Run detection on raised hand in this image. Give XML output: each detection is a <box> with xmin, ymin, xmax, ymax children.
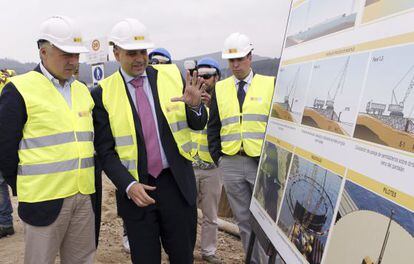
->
<box><xmin>171</xmin><ymin>70</ymin><xmax>204</xmax><ymax>107</ymax></box>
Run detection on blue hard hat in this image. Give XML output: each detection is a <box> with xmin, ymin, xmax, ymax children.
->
<box><xmin>149</xmin><ymin>48</ymin><xmax>172</xmax><ymax>61</ymax></box>
<box><xmin>197</xmin><ymin>57</ymin><xmax>220</xmax><ymax>76</ymax></box>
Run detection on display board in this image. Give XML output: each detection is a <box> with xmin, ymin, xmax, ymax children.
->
<box><xmin>250</xmin><ymin>1</ymin><xmax>414</xmax><ymax>263</ymax></box>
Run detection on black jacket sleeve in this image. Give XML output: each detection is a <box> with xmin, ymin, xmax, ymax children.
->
<box><xmin>0</xmin><ymin>83</ymin><xmax>27</xmax><ymax>195</ymax></box>
<box><xmin>207</xmin><ymin>89</ymin><xmax>222</xmax><ymax>165</ymax></box>
<box><xmin>91</xmin><ymin>86</ymin><xmax>136</xmax><ymax>194</ymax></box>
<box><xmin>185</xmin><ymin>104</ymin><xmax>207</xmax><ymax>130</ymax></box>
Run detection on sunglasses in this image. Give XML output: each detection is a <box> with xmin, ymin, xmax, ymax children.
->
<box><xmin>199</xmin><ymin>74</ymin><xmax>215</xmax><ymax>79</ymax></box>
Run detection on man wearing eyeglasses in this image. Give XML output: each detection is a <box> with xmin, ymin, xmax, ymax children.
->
<box><xmin>191</xmin><ymin>58</ymin><xmax>223</xmax><ymax>264</ymax></box>
<box><xmin>207</xmin><ymin>33</ymin><xmax>275</xmax><ymax>264</ymax></box>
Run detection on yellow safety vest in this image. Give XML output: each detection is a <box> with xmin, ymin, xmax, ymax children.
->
<box><xmin>99</xmin><ymin>64</ymin><xmax>193</xmax><ymax>181</ymax></box>
<box><xmin>215</xmin><ymin>74</ymin><xmax>274</xmax><ymax>157</ymax></box>
<box><xmin>11</xmin><ymin>71</ymin><xmax>95</xmax><ymax>203</ymax></box>
<box><xmin>191</xmin><ymin>108</ymin><xmax>213</xmax><ymax>163</ymax></box>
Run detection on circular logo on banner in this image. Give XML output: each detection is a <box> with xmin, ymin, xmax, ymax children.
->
<box><xmin>91</xmin><ymin>39</ymin><xmax>100</xmax><ymax>51</ymax></box>
<box><xmin>93</xmin><ymin>67</ymin><xmax>103</xmax><ymax>81</ymax></box>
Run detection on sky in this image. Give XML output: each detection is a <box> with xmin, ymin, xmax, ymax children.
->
<box><xmin>0</xmin><ymin>0</ymin><xmax>292</xmax><ymax>63</ymax></box>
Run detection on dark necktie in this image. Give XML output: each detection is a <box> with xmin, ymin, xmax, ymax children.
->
<box><xmin>237</xmin><ymin>80</ymin><xmax>246</xmax><ymax>112</ymax></box>
<box><xmin>130</xmin><ymin>77</ymin><xmax>163</xmax><ymax>178</ymax></box>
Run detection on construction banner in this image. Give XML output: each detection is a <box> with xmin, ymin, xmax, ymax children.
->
<box><xmin>250</xmin><ymin>1</ymin><xmax>414</xmax><ymax>263</ymax></box>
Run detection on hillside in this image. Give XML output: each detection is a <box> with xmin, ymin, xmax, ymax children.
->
<box><xmin>0</xmin><ymin>52</ymin><xmax>280</xmax><ymax>85</ymax></box>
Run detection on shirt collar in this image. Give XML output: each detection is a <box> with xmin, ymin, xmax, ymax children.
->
<box><xmin>234</xmin><ymin>69</ymin><xmax>253</xmax><ymax>85</ymax></box>
<box><xmin>40</xmin><ymin>63</ymin><xmax>74</xmax><ymax>87</ymax></box>
<box><xmin>120</xmin><ymin>67</ymin><xmax>147</xmax><ymax>84</ymax></box>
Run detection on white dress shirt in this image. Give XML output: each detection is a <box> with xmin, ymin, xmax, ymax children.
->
<box><xmin>233</xmin><ymin>68</ymin><xmax>253</xmax><ymax>93</ymax></box>
<box><xmin>40</xmin><ymin>63</ymin><xmax>74</xmax><ymax>108</ymax></box>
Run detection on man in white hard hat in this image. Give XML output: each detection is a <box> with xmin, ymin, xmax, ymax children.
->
<box><xmin>0</xmin><ymin>16</ymin><xmax>96</xmax><ymax>263</ymax></box>
<box><xmin>207</xmin><ymin>32</ymin><xmax>275</xmax><ymax>264</ymax></box>
<box><xmin>91</xmin><ymin>18</ymin><xmax>207</xmax><ymax>263</ymax></box>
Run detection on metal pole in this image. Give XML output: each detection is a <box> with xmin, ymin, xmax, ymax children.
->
<box><xmin>378</xmin><ymin>210</ymin><xmax>394</xmax><ymax>264</ymax></box>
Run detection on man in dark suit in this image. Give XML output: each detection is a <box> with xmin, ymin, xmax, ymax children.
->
<box><xmin>0</xmin><ymin>16</ymin><xmax>96</xmax><ymax>263</ymax></box>
<box><xmin>91</xmin><ymin>18</ymin><xmax>207</xmax><ymax>264</ymax></box>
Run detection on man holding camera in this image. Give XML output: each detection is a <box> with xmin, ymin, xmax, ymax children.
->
<box><xmin>191</xmin><ymin>58</ymin><xmax>223</xmax><ymax>264</ymax></box>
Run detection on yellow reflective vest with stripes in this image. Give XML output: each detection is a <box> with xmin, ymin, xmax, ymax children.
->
<box><xmin>215</xmin><ymin>74</ymin><xmax>274</xmax><ymax>157</ymax></box>
<box><xmin>191</xmin><ymin>108</ymin><xmax>213</xmax><ymax>163</ymax></box>
<box><xmin>11</xmin><ymin>71</ymin><xmax>95</xmax><ymax>203</ymax></box>
<box><xmin>99</xmin><ymin>64</ymin><xmax>193</xmax><ymax>182</ymax></box>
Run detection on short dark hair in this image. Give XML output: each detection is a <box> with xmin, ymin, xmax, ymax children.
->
<box><xmin>37</xmin><ymin>39</ymin><xmax>50</xmax><ymax>49</ymax></box>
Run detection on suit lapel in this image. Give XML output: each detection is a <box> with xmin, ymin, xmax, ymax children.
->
<box><xmin>146</xmin><ymin>66</ymin><xmax>165</xmax><ymax>136</ymax></box>
<box><xmin>119</xmin><ymin>70</ymin><xmax>145</xmax><ymax>141</ymax></box>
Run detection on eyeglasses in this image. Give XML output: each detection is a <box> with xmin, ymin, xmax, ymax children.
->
<box><xmin>199</xmin><ymin>74</ymin><xmax>214</xmax><ymax>80</ymax></box>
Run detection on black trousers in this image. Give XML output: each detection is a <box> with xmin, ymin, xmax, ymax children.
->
<box><xmin>124</xmin><ymin>169</ymin><xmax>197</xmax><ymax>264</ymax></box>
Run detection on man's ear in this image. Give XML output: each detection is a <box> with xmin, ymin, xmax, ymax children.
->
<box><xmin>113</xmin><ymin>46</ymin><xmax>121</xmax><ymax>62</ymax></box>
<box><xmin>39</xmin><ymin>46</ymin><xmax>48</xmax><ymax>61</ymax></box>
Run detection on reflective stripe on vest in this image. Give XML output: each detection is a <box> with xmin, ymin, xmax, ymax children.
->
<box><xmin>18</xmin><ymin>157</ymin><xmax>94</xmax><ymax>175</ymax></box>
<box><xmin>215</xmin><ymin>74</ymin><xmax>274</xmax><ymax>157</ymax></box>
<box><xmin>121</xmin><ymin>159</ymin><xmax>137</xmax><ymax>170</ymax></box>
<box><xmin>19</xmin><ymin>131</ymin><xmax>93</xmax><ymax>149</ymax></box>
<box><xmin>12</xmin><ymin>71</ymin><xmax>95</xmax><ymax>203</ymax></box>
<box><xmin>114</xmin><ymin>135</ymin><xmax>134</xmax><ymax>147</ymax></box>
<box><xmin>191</xmin><ymin>128</ymin><xmax>213</xmax><ymax>163</ymax></box>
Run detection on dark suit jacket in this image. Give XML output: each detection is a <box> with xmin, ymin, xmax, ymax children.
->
<box><xmin>0</xmin><ymin>65</ymin><xmax>98</xmax><ymax>227</ymax></box>
<box><xmin>91</xmin><ymin>65</ymin><xmax>207</xmax><ymax>220</ymax></box>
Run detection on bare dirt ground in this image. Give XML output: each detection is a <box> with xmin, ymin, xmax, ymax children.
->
<box><xmin>0</xmin><ymin>176</ymin><xmax>244</xmax><ymax>263</ymax></box>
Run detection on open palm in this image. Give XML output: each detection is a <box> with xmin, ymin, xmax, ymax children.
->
<box><xmin>171</xmin><ymin>70</ymin><xmax>204</xmax><ymax>107</ymax></box>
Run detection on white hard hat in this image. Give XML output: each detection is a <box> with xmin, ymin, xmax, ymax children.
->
<box><xmin>108</xmin><ymin>18</ymin><xmax>154</xmax><ymax>50</ymax></box>
<box><xmin>222</xmin><ymin>32</ymin><xmax>253</xmax><ymax>59</ymax></box>
<box><xmin>38</xmin><ymin>16</ymin><xmax>88</xmax><ymax>54</ymax></box>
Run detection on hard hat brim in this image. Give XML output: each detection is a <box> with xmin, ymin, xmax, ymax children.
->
<box><xmin>54</xmin><ymin>43</ymin><xmax>89</xmax><ymax>54</ymax></box>
<box><xmin>114</xmin><ymin>42</ymin><xmax>155</xmax><ymax>51</ymax></box>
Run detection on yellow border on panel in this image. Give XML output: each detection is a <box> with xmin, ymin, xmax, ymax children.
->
<box><xmin>282</xmin><ymin>32</ymin><xmax>414</xmax><ymax>66</ymax></box>
<box><xmin>266</xmin><ymin>135</ymin><xmax>295</xmax><ymax>152</ymax></box>
<box><xmin>347</xmin><ymin>169</ymin><xmax>414</xmax><ymax>212</ymax></box>
<box><xmin>294</xmin><ymin>147</ymin><xmax>346</xmax><ymax>177</ymax></box>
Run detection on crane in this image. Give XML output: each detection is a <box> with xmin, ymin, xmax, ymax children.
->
<box><xmin>325</xmin><ymin>56</ymin><xmax>350</xmax><ymax>109</ymax></box>
<box><xmin>389</xmin><ymin>64</ymin><xmax>414</xmax><ymax>116</ymax></box>
<box><xmin>284</xmin><ymin>67</ymin><xmax>301</xmax><ymax>111</ymax></box>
